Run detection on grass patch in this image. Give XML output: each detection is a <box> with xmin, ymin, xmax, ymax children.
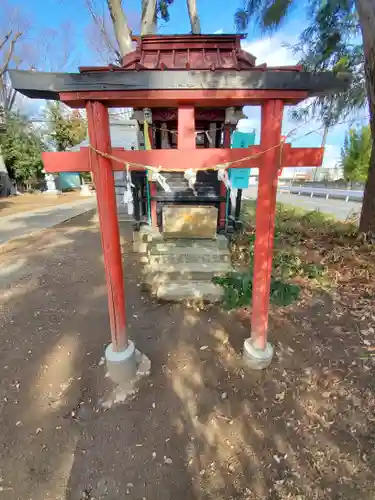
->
<box><xmin>215</xmin><ymin>201</ymin><xmax>357</xmax><ymax>311</ymax></box>
<box><xmin>213</xmin><ymin>272</ymin><xmax>301</xmax><ymax>309</ymax></box>
<box><xmin>242</xmin><ymin>200</ymin><xmax>358</xmax><ymax>240</ymax></box>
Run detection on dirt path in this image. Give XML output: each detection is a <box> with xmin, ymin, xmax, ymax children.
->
<box><xmin>0</xmin><ymin>191</ymin><xmax>84</xmax><ymax>219</ymax></box>
<box><xmin>0</xmin><ymin>212</ymin><xmax>374</xmax><ymax>500</ymax></box>
<box><xmin>0</xmin><ymin>198</ymin><xmax>96</xmax><ymax>246</ymax></box>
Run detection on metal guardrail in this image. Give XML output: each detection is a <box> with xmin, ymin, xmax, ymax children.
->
<box><xmin>281</xmin><ymin>185</ymin><xmax>363</xmax><ymax>202</ymax></box>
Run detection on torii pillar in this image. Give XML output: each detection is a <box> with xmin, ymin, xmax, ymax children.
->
<box><xmin>243</xmin><ymin>99</ymin><xmax>284</xmax><ymax>369</ymax></box>
<box><xmin>86</xmin><ymin>101</ymin><xmax>138</xmax><ymax>384</ymax></box>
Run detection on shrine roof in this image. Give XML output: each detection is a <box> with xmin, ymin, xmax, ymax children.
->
<box><xmin>9</xmin><ymin>33</ymin><xmax>350</xmax><ymax>104</ymax></box>
<box><xmin>9</xmin><ymin>67</ymin><xmax>350</xmax><ymax>103</ymax></box>
<box><xmin>80</xmin><ymin>34</ymin><xmax>261</xmax><ymax>72</ymax></box>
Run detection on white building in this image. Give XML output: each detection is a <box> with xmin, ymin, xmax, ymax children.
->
<box><xmin>71</xmin><ymin>120</ymin><xmax>140</xmax><ymax>219</ymax></box>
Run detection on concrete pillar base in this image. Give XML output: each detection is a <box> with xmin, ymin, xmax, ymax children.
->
<box><xmin>105</xmin><ymin>340</ymin><xmax>137</xmax><ymax>385</ymax></box>
<box><xmin>243</xmin><ymin>338</ymin><xmax>273</xmax><ymax>370</ymax></box>
<box><xmin>100</xmin><ymin>342</ymin><xmax>151</xmax><ymax>409</ymax></box>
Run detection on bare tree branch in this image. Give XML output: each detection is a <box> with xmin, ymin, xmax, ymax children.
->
<box><xmin>86</xmin><ymin>0</ymin><xmax>121</xmax><ymax>62</ymax></box>
<box><xmin>29</xmin><ymin>21</ymin><xmax>80</xmax><ymax>74</ymax></box>
<box><xmin>0</xmin><ymin>31</ymin><xmax>22</xmax><ymax>78</ymax></box>
<box><xmin>1</xmin><ymin>30</ymin><xmax>22</xmax><ymax>112</ymax></box>
<box><xmin>0</xmin><ymin>31</ymin><xmax>12</xmax><ymax>52</ymax></box>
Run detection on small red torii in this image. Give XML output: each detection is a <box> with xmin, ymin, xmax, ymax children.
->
<box><xmin>10</xmin><ymin>34</ymin><xmax>347</xmax><ymax>377</ymax></box>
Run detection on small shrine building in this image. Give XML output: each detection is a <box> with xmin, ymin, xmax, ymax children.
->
<box><xmin>10</xmin><ymin>34</ymin><xmax>347</xmax><ymax>378</ymax></box>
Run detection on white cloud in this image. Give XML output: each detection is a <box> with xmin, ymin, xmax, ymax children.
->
<box><xmin>322</xmin><ymin>144</ymin><xmax>341</xmax><ymax>169</ymax></box>
<box><xmin>214</xmin><ymin>29</ymin><xmax>223</xmax><ymax>34</ymax></box>
<box><xmin>241</xmin><ymin>34</ymin><xmax>298</xmax><ymax>67</ymax></box>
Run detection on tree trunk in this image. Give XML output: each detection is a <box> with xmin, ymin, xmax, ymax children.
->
<box><xmin>141</xmin><ymin>0</ymin><xmax>157</xmax><ymax>35</ymax></box>
<box><xmin>356</xmin><ymin>0</ymin><xmax>375</xmax><ymax>233</ymax></box>
<box><xmin>106</xmin><ymin>0</ymin><xmax>133</xmax><ymax>58</ymax></box>
<box><xmin>186</xmin><ymin>0</ymin><xmax>201</xmax><ymax>34</ymax></box>
<box><xmin>313</xmin><ymin>124</ymin><xmax>329</xmax><ymax>181</ymax></box>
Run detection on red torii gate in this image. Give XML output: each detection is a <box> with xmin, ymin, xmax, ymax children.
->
<box><xmin>10</xmin><ymin>34</ymin><xmax>347</xmax><ymax>375</ymax></box>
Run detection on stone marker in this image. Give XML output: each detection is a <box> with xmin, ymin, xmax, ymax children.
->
<box><xmin>43</xmin><ymin>172</ymin><xmax>61</xmax><ymax>195</ymax></box>
<box><xmin>162</xmin><ymin>205</ymin><xmax>218</xmax><ymax>239</ymax></box>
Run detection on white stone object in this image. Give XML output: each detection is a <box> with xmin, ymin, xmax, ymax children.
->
<box><xmin>80</xmin><ymin>183</ymin><xmax>92</xmax><ymax>196</ymax></box>
<box><xmin>44</xmin><ymin>173</ymin><xmax>61</xmax><ymax>195</ymax></box>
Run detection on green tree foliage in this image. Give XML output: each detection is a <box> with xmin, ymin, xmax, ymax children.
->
<box><xmin>235</xmin><ymin>1</ymin><xmax>364</xmax><ymax>127</ymax></box>
<box><xmin>234</xmin><ymin>0</ymin><xmax>375</xmax><ymax>233</ymax></box>
<box><xmin>341</xmin><ymin>125</ymin><xmax>371</xmax><ymax>182</ymax></box>
<box><xmin>0</xmin><ymin>113</ymin><xmax>45</xmax><ymax>187</ymax></box>
<box><xmin>291</xmin><ymin>5</ymin><xmax>364</xmax><ymax>129</ymax></box>
<box><xmin>44</xmin><ymin>102</ymin><xmax>87</xmax><ymax>152</ymax></box>
<box><xmin>157</xmin><ymin>0</ymin><xmax>174</xmax><ymax>22</ymax></box>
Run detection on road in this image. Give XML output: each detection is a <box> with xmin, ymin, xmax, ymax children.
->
<box><xmin>0</xmin><ymin>197</ymin><xmax>97</xmax><ymax>245</ymax></box>
<box><xmin>0</xmin><ymin>187</ymin><xmax>359</xmax><ymax>246</ymax></box>
<box><xmin>241</xmin><ymin>186</ymin><xmax>361</xmax><ymax>221</ymax></box>
<box><xmin>288</xmin><ymin>186</ymin><xmax>363</xmax><ymax>201</ymax></box>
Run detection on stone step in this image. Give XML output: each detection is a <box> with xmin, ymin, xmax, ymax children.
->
<box><xmin>136</xmin><ymin>234</ymin><xmax>228</xmax><ymax>255</ymax></box>
<box><xmin>148</xmin><ymin>251</ymin><xmax>230</xmax><ymax>266</ymax></box>
<box><xmin>144</xmin><ymin>261</ymin><xmax>231</xmax><ymax>276</ymax></box>
<box><xmin>150</xmin><ymin>235</ymin><xmax>228</xmax><ymax>252</ymax></box>
<box><xmin>156</xmin><ymin>281</ymin><xmax>224</xmax><ymax>302</ymax></box>
<box><xmin>149</xmin><ymin>242</ymin><xmax>229</xmax><ymax>256</ymax></box>
<box><xmin>142</xmin><ymin>262</ymin><xmax>231</xmax><ymax>288</ymax></box>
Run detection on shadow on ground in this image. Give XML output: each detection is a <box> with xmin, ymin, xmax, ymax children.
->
<box><xmin>0</xmin><ymin>211</ymin><xmax>374</xmax><ymax>500</ymax></box>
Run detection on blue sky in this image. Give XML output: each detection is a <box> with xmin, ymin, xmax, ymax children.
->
<box><xmin>8</xmin><ymin>0</ymin><xmax>369</xmax><ymax>169</ymax></box>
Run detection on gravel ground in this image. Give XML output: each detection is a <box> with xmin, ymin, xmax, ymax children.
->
<box><xmin>0</xmin><ymin>211</ymin><xmax>374</xmax><ymax>500</ymax></box>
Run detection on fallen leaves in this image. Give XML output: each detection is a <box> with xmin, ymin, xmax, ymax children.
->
<box><xmin>275</xmin><ymin>391</ymin><xmax>286</xmax><ymax>401</ymax></box>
